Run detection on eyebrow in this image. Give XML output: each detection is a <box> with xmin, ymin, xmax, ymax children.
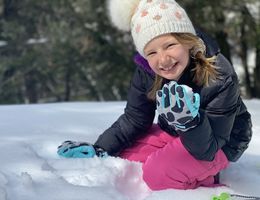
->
<box><xmin>163</xmin><ymin>39</ymin><xmax>178</xmax><ymax>46</ymax></box>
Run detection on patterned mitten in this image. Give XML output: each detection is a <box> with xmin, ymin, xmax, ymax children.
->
<box><xmin>156</xmin><ymin>81</ymin><xmax>200</xmax><ymax>132</ymax></box>
<box><xmin>57</xmin><ymin>141</ymin><xmax>108</xmax><ymax>158</ymax></box>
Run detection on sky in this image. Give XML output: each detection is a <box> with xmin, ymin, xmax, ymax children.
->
<box><xmin>0</xmin><ymin>100</ymin><xmax>259</xmax><ymax>200</ymax></box>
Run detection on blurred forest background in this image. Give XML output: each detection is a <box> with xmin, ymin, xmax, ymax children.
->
<box><xmin>0</xmin><ymin>0</ymin><xmax>259</xmax><ymax>104</ymax></box>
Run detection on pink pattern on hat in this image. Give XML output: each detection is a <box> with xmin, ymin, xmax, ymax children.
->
<box><xmin>135</xmin><ymin>24</ymin><xmax>141</xmax><ymax>33</ymax></box>
<box><xmin>153</xmin><ymin>14</ymin><xmax>162</xmax><ymax>20</ymax></box>
<box><xmin>175</xmin><ymin>10</ymin><xmax>182</xmax><ymax>20</ymax></box>
<box><xmin>160</xmin><ymin>3</ymin><xmax>168</xmax><ymax>9</ymax></box>
<box><xmin>141</xmin><ymin>10</ymin><xmax>148</xmax><ymax>17</ymax></box>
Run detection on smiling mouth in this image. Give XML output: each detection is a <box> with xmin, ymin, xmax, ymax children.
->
<box><xmin>159</xmin><ymin>62</ymin><xmax>178</xmax><ymax>71</ymax></box>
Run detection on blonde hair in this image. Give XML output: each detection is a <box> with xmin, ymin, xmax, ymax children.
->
<box><xmin>147</xmin><ymin>33</ymin><xmax>218</xmax><ymax>100</ymax></box>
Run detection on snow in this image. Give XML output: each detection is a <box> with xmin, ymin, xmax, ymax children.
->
<box><xmin>0</xmin><ymin>100</ymin><xmax>259</xmax><ymax>200</ymax></box>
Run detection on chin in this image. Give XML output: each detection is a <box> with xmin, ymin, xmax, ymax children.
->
<box><xmin>161</xmin><ymin>74</ymin><xmax>179</xmax><ymax>81</ymax></box>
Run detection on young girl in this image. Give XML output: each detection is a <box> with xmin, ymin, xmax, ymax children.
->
<box><xmin>57</xmin><ymin>0</ymin><xmax>252</xmax><ymax>190</ymax></box>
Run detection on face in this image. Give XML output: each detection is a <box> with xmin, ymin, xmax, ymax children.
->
<box><xmin>144</xmin><ymin>33</ymin><xmax>191</xmax><ymax>81</ymax></box>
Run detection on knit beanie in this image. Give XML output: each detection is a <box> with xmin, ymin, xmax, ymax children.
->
<box><xmin>108</xmin><ymin>0</ymin><xmax>196</xmax><ymax>57</ymax></box>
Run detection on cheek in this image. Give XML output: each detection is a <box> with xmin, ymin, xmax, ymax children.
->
<box><xmin>147</xmin><ymin>59</ymin><xmax>158</xmax><ymax>72</ymax></box>
<box><xmin>178</xmin><ymin>50</ymin><xmax>190</xmax><ymax>65</ymax></box>
<box><xmin>182</xmin><ymin>54</ymin><xmax>190</xmax><ymax>66</ymax></box>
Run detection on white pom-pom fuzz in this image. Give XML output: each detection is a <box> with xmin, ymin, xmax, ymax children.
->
<box><xmin>107</xmin><ymin>0</ymin><xmax>140</xmax><ymax>31</ymax></box>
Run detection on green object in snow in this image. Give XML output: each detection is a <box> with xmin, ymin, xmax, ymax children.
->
<box><xmin>212</xmin><ymin>192</ymin><xmax>230</xmax><ymax>200</ymax></box>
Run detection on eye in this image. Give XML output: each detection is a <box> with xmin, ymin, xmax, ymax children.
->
<box><xmin>146</xmin><ymin>51</ymin><xmax>156</xmax><ymax>57</ymax></box>
<box><xmin>167</xmin><ymin>43</ymin><xmax>176</xmax><ymax>48</ymax></box>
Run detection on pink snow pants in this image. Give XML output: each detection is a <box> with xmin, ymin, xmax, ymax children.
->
<box><xmin>120</xmin><ymin>124</ymin><xmax>229</xmax><ymax>190</ymax></box>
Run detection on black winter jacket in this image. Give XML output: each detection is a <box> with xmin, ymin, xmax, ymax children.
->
<box><xmin>95</xmin><ymin>34</ymin><xmax>252</xmax><ymax>162</ymax></box>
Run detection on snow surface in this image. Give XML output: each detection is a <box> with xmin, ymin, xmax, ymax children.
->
<box><xmin>0</xmin><ymin>100</ymin><xmax>259</xmax><ymax>200</ymax></box>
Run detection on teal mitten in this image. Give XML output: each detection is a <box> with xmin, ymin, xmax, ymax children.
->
<box><xmin>156</xmin><ymin>81</ymin><xmax>200</xmax><ymax>132</ymax></box>
<box><xmin>57</xmin><ymin>141</ymin><xmax>108</xmax><ymax>158</ymax></box>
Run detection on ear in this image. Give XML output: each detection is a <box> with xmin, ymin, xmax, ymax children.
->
<box><xmin>186</xmin><ymin>43</ymin><xmax>194</xmax><ymax>51</ymax></box>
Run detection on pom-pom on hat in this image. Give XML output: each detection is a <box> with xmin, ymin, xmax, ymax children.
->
<box><xmin>107</xmin><ymin>0</ymin><xmax>140</xmax><ymax>31</ymax></box>
<box><xmin>108</xmin><ymin>0</ymin><xmax>196</xmax><ymax>57</ymax></box>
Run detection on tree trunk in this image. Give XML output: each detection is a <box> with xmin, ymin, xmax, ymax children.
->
<box><xmin>64</xmin><ymin>66</ymin><xmax>71</xmax><ymax>101</ymax></box>
<box><xmin>24</xmin><ymin>70</ymin><xmax>38</xmax><ymax>104</ymax></box>
<box><xmin>253</xmin><ymin>32</ymin><xmax>260</xmax><ymax>97</ymax></box>
<box><xmin>240</xmin><ymin>9</ymin><xmax>253</xmax><ymax>98</ymax></box>
<box><xmin>215</xmin><ymin>31</ymin><xmax>232</xmax><ymax>64</ymax></box>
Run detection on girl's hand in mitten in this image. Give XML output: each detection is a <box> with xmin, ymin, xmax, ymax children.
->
<box><xmin>57</xmin><ymin>141</ymin><xmax>108</xmax><ymax>158</ymax></box>
<box><xmin>156</xmin><ymin>81</ymin><xmax>200</xmax><ymax>132</ymax></box>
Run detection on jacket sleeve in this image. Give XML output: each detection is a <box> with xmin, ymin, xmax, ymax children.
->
<box><xmin>94</xmin><ymin>67</ymin><xmax>156</xmax><ymax>156</ymax></box>
<box><xmin>180</xmin><ymin>59</ymin><xmax>240</xmax><ymax>161</ymax></box>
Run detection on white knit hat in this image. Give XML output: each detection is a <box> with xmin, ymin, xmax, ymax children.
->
<box><xmin>108</xmin><ymin>0</ymin><xmax>196</xmax><ymax>57</ymax></box>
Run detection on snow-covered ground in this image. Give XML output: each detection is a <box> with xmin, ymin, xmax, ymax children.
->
<box><xmin>0</xmin><ymin>100</ymin><xmax>259</xmax><ymax>200</ymax></box>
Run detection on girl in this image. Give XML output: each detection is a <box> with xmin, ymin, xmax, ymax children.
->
<box><xmin>57</xmin><ymin>0</ymin><xmax>252</xmax><ymax>190</ymax></box>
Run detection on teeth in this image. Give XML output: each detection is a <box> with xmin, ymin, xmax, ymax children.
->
<box><xmin>164</xmin><ymin>67</ymin><xmax>172</xmax><ymax>71</ymax></box>
<box><xmin>160</xmin><ymin>63</ymin><xmax>176</xmax><ymax>71</ymax></box>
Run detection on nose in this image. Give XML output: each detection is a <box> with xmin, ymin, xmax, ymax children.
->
<box><xmin>158</xmin><ymin>51</ymin><xmax>171</xmax><ymax>67</ymax></box>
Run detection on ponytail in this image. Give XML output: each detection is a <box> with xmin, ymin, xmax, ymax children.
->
<box><xmin>147</xmin><ymin>74</ymin><xmax>163</xmax><ymax>100</ymax></box>
<box><xmin>191</xmin><ymin>51</ymin><xmax>218</xmax><ymax>86</ymax></box>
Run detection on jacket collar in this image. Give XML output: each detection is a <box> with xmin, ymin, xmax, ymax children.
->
<box><xmin>134</xmin><ymin>53</ymin><xmax>155</xmax><ymax>76</ymax></box>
